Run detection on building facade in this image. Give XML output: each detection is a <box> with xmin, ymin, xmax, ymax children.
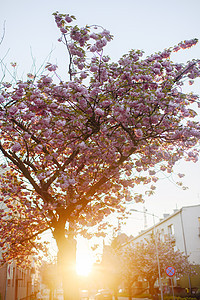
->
<box><xmin>0</xmin><ymin>262</ymin><xmax>34</xmax><ymax>300</ymax></box>
<box><xmin>126</xmin><ymin>204</ymin><xmax>200</xmax><ymax>292</ymax></box>
<box><xmin>0</xmin><ymin>164</ymin><xmax>36</xmax><ymax>299</ymax></box>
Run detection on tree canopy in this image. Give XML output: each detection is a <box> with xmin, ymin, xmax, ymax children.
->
<box><xmin>0</xmin><ymin>11</ymin><xmax>200</xmax><ymax>268</ymax></box>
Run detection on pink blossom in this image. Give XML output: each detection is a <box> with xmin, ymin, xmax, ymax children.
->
<box><xmin>150</xmin><ymin>185</ymin><xmax>156</xmax><ymax>190</ymax></box>
<box><xmin>43</xmin><ymin>129</ymin><xmax>52</xmax><ymax>138</ymax></box>
<box><xmin>79</xmin><ymin>141</ymin><xmax>87</xmax><ymax>149</ymax></box>
<box><xmin>46</xmin><ymin>64</ymin><xmax>57</xmax><ymax>72</ymax></box>
<box><xmin>68</xmin><ymin>178</ymin><xmax>75</xmax><ymax>185</ymax></box>
<box><xmin>18</xmin><ymin>103</ymin><xmax>27</xmax><ymax>109</ymax></box>
<box><xmin>90</xmin><ymin>65</ymin><xmax>98</xmax><ymax>72</ymax></box>
<box><xmin>102</xmin><ymin>29</ymin><xmax>111</xmax><ymax>37</ymax></box>
<box><xmin>178</xmin><ymin>173</ymin><xmax>185</xmax><ymax>178</ymax></box>
<box><xmin>95</xmin><ymin>108</ymin><xmax>104</xmax><ymax>116</ymax></box>
<box><xmin>160</xmin><ymin>165</ymin><xmax>167</xmax><ymax>171</ymax></box>
<box><xmin>134</xmin><ymin>129</ymin><xmax>143</xmax><ymax>138</ymax></box>
<box><xmin>42</xmin><ymin>76</ymin><xmax>53</xmax><ymax>85</ymax></box>
<box><xmin>0</xmin><ymin>95</ymin><xmax>4</xmax><ymax>103</ymax></box>
<box><xmin>90</xmin><ymin>45</ymin><xmax>97</xmax><ymax>52</ymax></box>
<box><xmin>24</xmin><ymin>133</ymin><xmax>31</xmax><ymax>139</ymax></box>
<box><xmin>60</xmin><ymin>28</ymin><xmax>68</xmax><ymax>34</ymax></box>
<box><xmin>37</xmin><ymin>173</ymin><xmax>45</xmax><ymax>180</ymax></box>
<box><xmin>102</xmin><ymin>56</ymin><xmax>110</xmax><ymax>62</ymax></box>
<box><xmin>55</xmin><ymin>120</ymin><xmax>66</xmax><ymax>127</ymax></box>
<box><xmin>35</xmin><ymin>145</ymin><xmax>43</xmax><ymax>152</ymax></box>
<box><xmin>80</xmin><ymin>72</ymin><xmax>88</xmax><ymax>79</ymax></box>
<box><xmin>149</xmin><ymin>170</ymin><xmax>156</xmax><ymax>175</ymax></box>
<box><xmin>8</xmin><ymin>106</ymin><xmax>18</xmax><ymax>115</ymax></box>
<box><xmin>77</xmin><ymin>63</ymin><xmax>84</xmax><ymax>70</ymax></box>
<box><xmin>95</xmin><ymin>38</ymin><xmax>107</xmax><ymax>50</ymax></box>
<box><xmin>102</xmin><ymin>99</ymin><xmax>112</xmax><ymax>107</ymax></box>
<box><xmin>11</xmin><ymin>143</ymin><xmax>21</xmax><ymax>152</ymax></box>
<box><xmin>189</xmin><ymin>80</ymin><xmax>194</xmax><ymax>85</ymax></box>
<box><xmin>90</xmin><ymin>33</ymin><xmax>98</xmax><ymax>40</ymax></box>
<box><xmin>65</xmin><ymin>15</ymin><xmax>72</xmax><ymax>23</ymax></box>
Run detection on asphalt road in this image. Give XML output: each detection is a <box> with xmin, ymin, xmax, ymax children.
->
<box><xmin>118</xmin><ymin>298</ymin><xmax>150</xmax><ymax>300</ymax></box>
<box><xmin>57</xmin><ymin>295</ymin><xmax>150</xmax><ymax>300</ymax></box>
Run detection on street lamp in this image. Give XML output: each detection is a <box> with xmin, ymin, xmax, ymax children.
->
<box><xmin>130</xmin><ymin>209</ymin><xmax>164</xmax><ymax>300</ymax></box>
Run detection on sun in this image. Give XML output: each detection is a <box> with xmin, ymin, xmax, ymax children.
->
<box><xmin>76</xmin><ymin>255</ymin><xmax>92</xmax><ymax>276</ymax></box>
<box><xmin>76</xmin><ymin>238</ymin><xmax>93</xmax><ymax>276</ymax></box>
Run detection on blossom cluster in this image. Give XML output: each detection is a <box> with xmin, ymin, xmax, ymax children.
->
<box><xmin>52</xmin><ymin>12</ymin><xmax>113</xmax><ymax>79</ymax></box>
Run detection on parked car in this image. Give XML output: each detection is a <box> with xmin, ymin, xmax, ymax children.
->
<box><xmin>94</xmin><ymin>289</ymin><xmax>112</xmax><ymax>300</ymax></box>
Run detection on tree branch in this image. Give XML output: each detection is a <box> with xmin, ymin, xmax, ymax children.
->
<box><xmin>174</xmin><ymin>60</ymin><xmax>199</xmax><ymax>82</ymax></box>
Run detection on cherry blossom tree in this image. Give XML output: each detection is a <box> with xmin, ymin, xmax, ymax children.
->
<box><xmin>120</xmin><ymin>235</ymin><xmax>196</xmax><ymax>299</ymax></box>
<box><xmin>0</xmin><ymin>12</ymin><xmax>200</xmax><ymax>299</ymax></box>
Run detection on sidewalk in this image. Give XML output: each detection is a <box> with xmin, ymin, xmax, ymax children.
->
<box><xmin>118</xmin><ymin>297</ymin><xmax>149</xmax><ymax>300</ymax></box>
<box><xmin>58</xmin><ymin>296</ymin><xmax>150</xmax><ymax>300</ymax></box>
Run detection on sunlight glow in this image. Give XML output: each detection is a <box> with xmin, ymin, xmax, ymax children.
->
<box><xmin>76</xmin><ymin>255</ymin><xmax>93</xmax><ymax>276</ymax></box>
<box><xmin>76</xmin><ymin>239</ymin><xmax>93</xmax><ymax>276</ymax></box>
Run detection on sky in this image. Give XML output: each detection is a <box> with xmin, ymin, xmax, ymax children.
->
<box><xmin>1</xmin><ymin>0</ymin><xmax>200</xmax><ymax>266</ymax></box>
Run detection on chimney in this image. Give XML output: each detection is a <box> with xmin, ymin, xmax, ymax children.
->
<box><xmin>163</xmin><ymin>213</ymin><xmax>170</xmax><ymax>219</ymax></box>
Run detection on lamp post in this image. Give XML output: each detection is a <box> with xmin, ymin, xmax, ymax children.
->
<box><xmin>130</xmin><ymin>209</ymin><xmax>164</xmax><ymax>300</ymax></box>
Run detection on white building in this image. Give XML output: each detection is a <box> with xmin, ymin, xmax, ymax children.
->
<box><xmin>126</xmin><ymin>204</ymin><xmax>200</xmax><ymax>292</ymax></box>
<box><xmin>130</xmin><ymin>205</ymin><xmax>200</xmax><ymax>264</ymax></box>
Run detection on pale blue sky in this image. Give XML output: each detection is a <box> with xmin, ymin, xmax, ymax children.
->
<box><xmin>1</xmin><ymin>0</ymin><xmax>200</xmax><ymax>246</ymax></box>
<box><xmin>1</xmin><ymin>0</ymin><xmax>200</xmax><ymax>77</ymax></box>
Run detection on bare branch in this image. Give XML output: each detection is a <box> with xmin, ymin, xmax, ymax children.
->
<box><xmin>0</xmin><ymin>21</ymin><xmax>6</xmax><ymax>46</ymax></box>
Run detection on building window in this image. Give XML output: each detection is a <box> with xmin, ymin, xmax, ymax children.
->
<box><xmin>18</xmin><ymin>270</ymin><xmax>21</xmax><ymax>287</ymax></box>
<box><xmin>12</xmin><ymin>267</ymin><xmax>15</xmax><ymax>287</ymax></box>
<box><xmin>160</xmin><ymin>228</ymin><xmax>165</xmax><ymax>242</ymax></box>
<box><xmin>168</xmin><ymin>224</ymin><xmax>174</xmax><ymax>236</ymax></box>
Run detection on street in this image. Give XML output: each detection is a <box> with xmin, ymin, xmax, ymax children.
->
<box><xmin>55</xmin><ymin>296</ymin><xmax>150</xmax><ymax>300</ymax></box>
<box><xmin>120</xmin><ymin>298</ymin><xmax>149</xmax><ymax>300</ymax></box>
<box><xmin>117</xmin><ymin>298</ymin><xmax>150</xmax><ymax>300</ymax></box>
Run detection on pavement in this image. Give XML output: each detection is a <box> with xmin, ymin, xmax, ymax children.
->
<box><xmin>118</xmin><ymin>298</ymin><xmax>150</xmax><ymax>300</ymax></box>
<box><xmin>90</xmin><ymin>297</ymin><xmax>150</xmax><ymax>300</ymax></box>
<box><xmin>55</xmin><ymin>296</ymin><xmax>150</xmax><ymax>300</ymax></box>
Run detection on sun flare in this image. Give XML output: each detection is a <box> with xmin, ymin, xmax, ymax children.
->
<box><xmin>76</xmin><ymin>238</ymin><xmax>94</xmax><ymax>276</ymax></box>
<box><xmin>76</xmin><ymin>256</ymin><xmax>92</xmax><ymax>276</ymax></box>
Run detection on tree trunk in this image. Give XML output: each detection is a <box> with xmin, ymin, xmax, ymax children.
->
<box><xmin>128</xmin><ymin>283</ymin><xmax>132</xmax><ymax>300</ymax></box>
<box><xmin>113</xmin><ymin>286</ymin><xmax>118</xmax><ymax>300</ymax></box>
<box><xmin>49</xmin><ymin>288</ymin><xmax>54</xmax><ymax>300</ymax></box>
<box><xmin>54</xmin><ymin>224</ymin><xmax>79</xmax><ymax>300</ymax></box>
<box><xmin>149</xmin><ymin>279</ymin><xmax>156</xmax><ymax>299</ymax></box>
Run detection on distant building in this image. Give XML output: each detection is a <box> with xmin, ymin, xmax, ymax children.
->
<box><xmin>0</xmin><ymin>165</ymin><xmax>36</xmax><ymax>300</ymax></box>
<box><xmin>125</xmin><ymin>204</ymin><xmax>200</xmax><ymax>292</ymax></box>
<box><xmin>0</xmin><ymin>261</ymin><xmax>34</xmax><ymax>300</ymax></box>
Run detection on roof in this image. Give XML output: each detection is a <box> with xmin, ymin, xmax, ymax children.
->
<box><xmin>120</xmin><ymin>204</ymin><xmax>200</xmax><ymax>248</ymax></box>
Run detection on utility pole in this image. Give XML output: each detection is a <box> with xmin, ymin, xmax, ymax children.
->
<box><xmin>143</xmin><ymin>206</ymin><xmax>147</xmax><ymax>229</ymax></box>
